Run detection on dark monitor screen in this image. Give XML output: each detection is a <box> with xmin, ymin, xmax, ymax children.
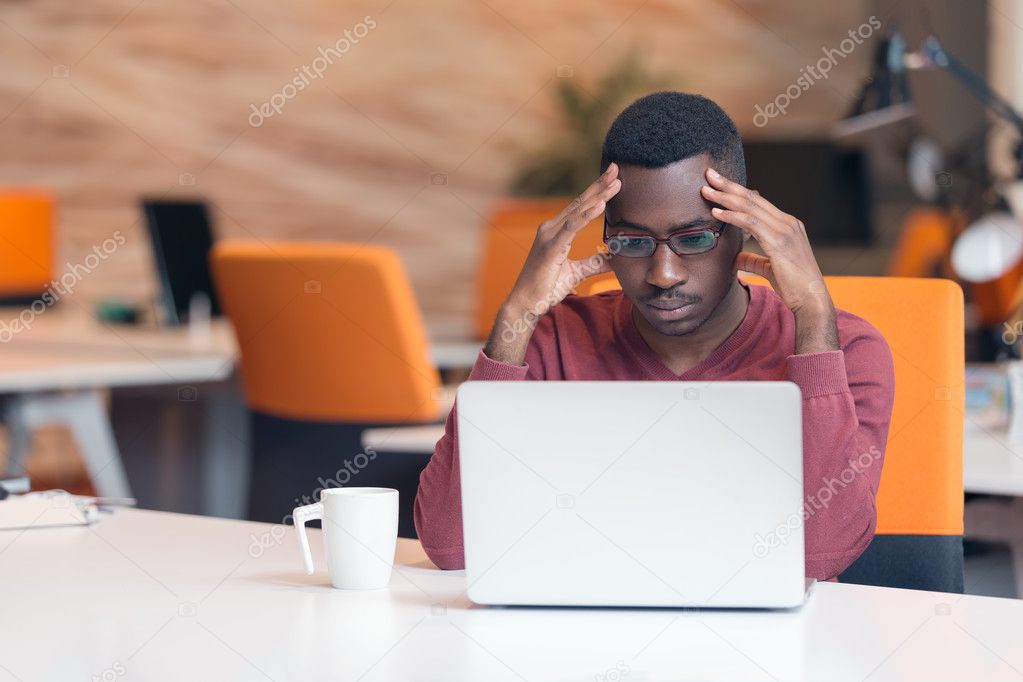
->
<box><xmin>143</xmin><ymin>200</ymin><xmax>221</xmax><ymax>325</ymax></box>
<box><xmin>742</xmin><ymin>141</ymin><xmax>872</xmax><ymax>246</ymax></box>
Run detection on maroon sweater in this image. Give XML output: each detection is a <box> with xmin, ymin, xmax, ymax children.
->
<box><xmin>415</xmin><ymin>283</ymin><xmax>895</xmax><ymax>580</ymax></box>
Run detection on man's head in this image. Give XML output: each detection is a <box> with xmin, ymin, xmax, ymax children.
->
<box><xmin>601</xmin><ymin>92</ymin><xmax>747</xmax><ymax>337</ymax></box>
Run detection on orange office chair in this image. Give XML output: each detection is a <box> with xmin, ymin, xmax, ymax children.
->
<box><xmin>573</xmin><ymin>273</ymin><xmax>965</xmax><ymax>591</ymax></box>
<box><xmin>886</xmin><ymin>207</ymin><xmax>960</xmax><ymax>280</ymax></box>
<box><xmin>813</xmin><ymin>277</ymin><xmax>964</xmax><ymax>591</ymax></box>
<box><xmin>576</xmin><ymin>271</ymin><xmax>620</xmax><ymax>296</ymax></box>
<box><xmin>211</xmin><ymin>241</ymin><xmax>442</xmax><ymax>535</ymax></box>
<box><xmin>0</xmin><ymin>190</ymin><xmax>54</xmax><ymax>302</ymax></box>
<box><xmin>476</xmin><ymin>198</ymin><xmax>605</xmax><ymax>339</ymax></box>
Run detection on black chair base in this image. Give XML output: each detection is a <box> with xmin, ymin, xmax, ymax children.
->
<box><xmin>839</xmin><ymin>534</ymin><xmax>964</xmax><ymax>593</ymax></box>
<box><xmin>246</xmin><ymin>411</ymin><xmax>435</xmax><ymax>538</ymax></box>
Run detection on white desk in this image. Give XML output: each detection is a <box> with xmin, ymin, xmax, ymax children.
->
<box><xmin>2</xmin><ymin>306</ymin><xmax>482</xmax><ymax>380</ymax></box>
<box><xmin>963</xmin><ymin>415</ymin><xmax>1023</xmax><ymax>497</ymax></box>
<box><xmin>2</xmin><ymin>507</ymin><xmax>1021</xmax><ymax>681</ymax></box>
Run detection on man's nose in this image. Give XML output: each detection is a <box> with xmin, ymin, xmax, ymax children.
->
<box><xmin>645</xmin><ymin>243</ymin><xmax>689</xmax><ymax>290</ymax></box>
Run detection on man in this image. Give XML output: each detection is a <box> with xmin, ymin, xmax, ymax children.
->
<box><xmin>415</xmin><ymin>92</ymin><xmax>895</xmax><ymax>581</ymax></box>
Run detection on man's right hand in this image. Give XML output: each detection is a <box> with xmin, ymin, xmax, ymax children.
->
<box><xmin>484</xmin><ymin>163</ymin><xmax>622</xmax><ymax>366</ymax></box>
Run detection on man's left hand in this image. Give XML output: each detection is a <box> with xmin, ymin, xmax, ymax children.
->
<box><xmin>701</xmin><ymin>167</ymin><xmax>839</xmax><ymax>354</ymax></box>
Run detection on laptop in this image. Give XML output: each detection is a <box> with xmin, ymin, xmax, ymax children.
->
<box><xmin>457</xmin><ymin>381</ymin><xmax>812</xmax><ymax>609</ymax></box>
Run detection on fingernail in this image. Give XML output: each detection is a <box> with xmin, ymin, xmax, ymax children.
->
<box><xmin>708</xmin><ymin>168</ymin><xmax>721</xmax><ymax>179</ymax></box>
<box><xmin>711</xmin><ymin>207</ymin><xmax>722</xmax><ymax>214</ymax></box>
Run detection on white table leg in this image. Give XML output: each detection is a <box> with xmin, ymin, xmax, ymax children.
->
<box><xmin>3</xmin><ymin>390</ymin><xmax>131</xmax><ymax>499</ymax></box>
<box><xmin>200</xmin><ymin>377</ymin><xmax>249</xmax><ymax>519</ymax></box>
<box><xmin>3</xmin><ymin>398</ymin><xmax>34</xmax><ymax>474</ymax></box>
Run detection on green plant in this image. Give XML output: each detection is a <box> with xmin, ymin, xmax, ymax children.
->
<box><xmin>510</xmin><ymin>51</ymin><xmax>677</xmax><ymax>197</ymax></box>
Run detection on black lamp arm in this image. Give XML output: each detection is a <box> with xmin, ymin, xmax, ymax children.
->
<box><xmin>922</xmin><ymin>36</ymin><xmax>1023</xmax><ymax>140</ymax></box>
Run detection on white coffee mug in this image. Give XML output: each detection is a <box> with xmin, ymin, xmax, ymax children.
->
<box><xmin>293</xmin><ymin>487</ymin><xmax>399</xmax><ymax>589</ymax></box>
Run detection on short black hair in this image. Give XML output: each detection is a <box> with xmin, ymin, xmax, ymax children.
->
<box><xmin>601</xmin><ymin>92</ymin><xmax>746</xmax><ymax>184</ymax></box>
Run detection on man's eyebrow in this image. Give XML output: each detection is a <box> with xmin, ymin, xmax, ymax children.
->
<box><xmin>607</xmin><ymin>216</ymin><xmax>719</xmax><ymax>233</ymax></box>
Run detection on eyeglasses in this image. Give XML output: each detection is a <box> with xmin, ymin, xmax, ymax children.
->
<box><xmin>603</xmin><ymin>217</ymin><xmax>725</xmax><ymax>258</ymax></box>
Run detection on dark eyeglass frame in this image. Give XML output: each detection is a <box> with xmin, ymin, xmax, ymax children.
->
<box><xmin>602</xmin><ymin>216</ymin><xmax>726</xmax><ymax>258</ymax></box>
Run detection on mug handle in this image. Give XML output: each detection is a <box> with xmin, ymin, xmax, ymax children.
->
<box><xmin>293</xmin><ymin>502</ymin><xmax>323</xmax><ymax>575</ymax></box>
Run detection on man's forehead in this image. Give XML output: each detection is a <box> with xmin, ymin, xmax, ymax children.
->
<box><xmin>613</xmin><ymin>158</ymin><xmax>709</xmax><ymax>200</ymax></box>
<box><xmin>607</xmin><ymin>157</ymin><xmax>714</xmax><ymax>227</ymax></box>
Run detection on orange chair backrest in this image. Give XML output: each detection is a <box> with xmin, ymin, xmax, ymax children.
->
<box><xmin>576</xmin><ymin>272</ymin><xmax>620</xmax><ymax>296</ymax></box>
<box><xmin>886</xmin><ymin>207</ymin><xmax>958</xmax><ymax>279</ymax></box>
<box><xmin>476</xmin><ymin>197</ymin><xmax>605</xmax><ymax>338</ymax></box>
<box><xmin>577</xmin><ymin>273</ymin><xmax>965</xmax><ymax>536</ymax></box>
<box><xmin>0</xmin><ymin>191</ymin><xmax>54</xmax><ymax>297</ymax></box>
<box><xmin>211</xmin><ymin>241</ymin><xmax>441</xmax><ymax>423</ymax></box>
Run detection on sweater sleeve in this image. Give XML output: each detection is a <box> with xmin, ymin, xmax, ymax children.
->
<box><xmin>414</xmin><ymin>343</ymin><xmax>547</xmax><ymax>569</ymax></box>
<box><xmin>785</xmin><ymin>324</ymin><xmax>895</xmax><ymax>580</ymax></box>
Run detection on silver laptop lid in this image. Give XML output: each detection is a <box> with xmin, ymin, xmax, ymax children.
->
<box><xmin>457</xmin><ymin>381</ymin><xmax>805</xmax><ymax>608</ymax></box>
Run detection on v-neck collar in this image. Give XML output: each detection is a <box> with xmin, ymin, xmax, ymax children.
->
<box><xmin>613</xmin><ymin>281</ymin><xmax>764</xmax><ymax>380</ymax></box>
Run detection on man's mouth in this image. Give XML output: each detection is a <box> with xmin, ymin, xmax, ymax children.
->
<box><xmin>644</xmin><ymin>297</ymin><xmax>700</xmax><ymax>311</ymax></box>
<box><xmin>643</xmin><ymin>297</ymin><xmax>700</xmax><ymax>321</ymax></box>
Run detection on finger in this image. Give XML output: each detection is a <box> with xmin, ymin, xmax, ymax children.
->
<box><xmin>548</xmin><ymin>164</ymin><xmax>619</xmax><ymax>228</ymax></box>
<box><xmin>550</xmin><ymin>175</ymin><xmax>620</xmax><ymax>243</ymax></box>
<box><xmin>551</xmin><ymin>198</ymin><xmax>608</xmax><ymax>250</ymax></box>
<box><xmin>701</xmin><ymin>184</ymin><xmax>785</xmax><ymax>229</ymax></box>
<box><xmin>704</xmin><ymin>168</ymin><xmax>787</xmax><ymax>221</ymax></box>
<box><xmin>735</xmin><ymin>251</ymin><xmax>773</xmax><ymax>281</ymax></box>
<box><xmin>711</xmin><ymin>207</ymin><xmax>768</xmax><ymax>241</ymax></box>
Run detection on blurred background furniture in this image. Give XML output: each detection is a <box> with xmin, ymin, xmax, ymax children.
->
<box><xmin>0</xmin><ymin>308</ymin><xmax>235</xmax><ymax>500</ymax></box>
<box><xmin>0</xmin><ymin>190</ymin><xmax>54</xmax><ymax>304</ymax></box>
<box><xmin>211</xmin><ymin>241</ymin><xmax>451</xmax><ymax>536</ymax></box>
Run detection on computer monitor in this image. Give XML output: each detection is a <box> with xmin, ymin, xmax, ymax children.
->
<box><xmin>143</xmin><ymin>200</ymin><xmax>221</xmax><ymax>325</ymax></box>
<box><xmin>743</xmin><ymin>141</ymin><xmax>872</xmax><ymax>245</ymax></box>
